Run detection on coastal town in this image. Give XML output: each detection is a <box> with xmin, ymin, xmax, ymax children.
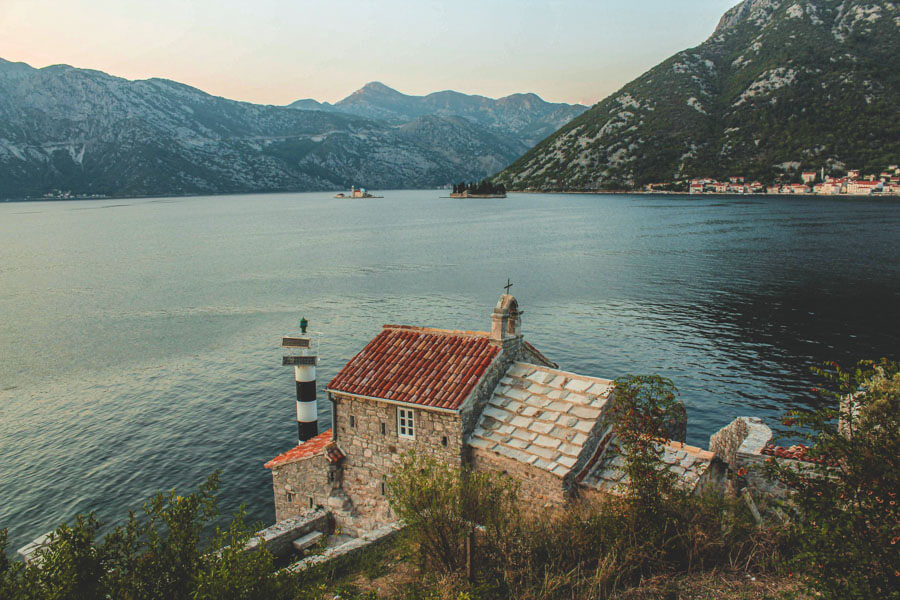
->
<box><xmin>646</xmin><ymin>165</ymin><xmax>900</xmax><ymax>196</ymax></box>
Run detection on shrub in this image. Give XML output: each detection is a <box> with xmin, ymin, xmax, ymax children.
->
<box><xmin>605</xmin><ymin>375</ymin><xmax>685</xmax><ymax>514</ymax></box>
<box><xmin>0</xmin><ymin>472</ymin><xmax>298</xmax><ymax>600</ymax></box>
<box><xmin>386</xmin><ymin>452</ymin><xmax>519</xmax><ymax>573</ymax></box>
<box><xmin>766</xmin><ymin>358</ymin><xmax>900</xmax><ymax>599</ymax></box>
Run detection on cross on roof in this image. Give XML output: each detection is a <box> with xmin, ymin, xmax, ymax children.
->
<box><xmin>504</xmin><ymin>279</ymin><xmax>513</xmax><ymax>294</ymax></box>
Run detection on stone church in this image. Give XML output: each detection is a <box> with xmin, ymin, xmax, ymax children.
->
<box><xmin>265</xmin><ymin>294</ymin><xmax>714</xmax><ymax>534</ymax></box>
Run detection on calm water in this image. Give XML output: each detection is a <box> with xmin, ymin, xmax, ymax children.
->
<box><xmin>1</xmin><ymin>191</ymin><xmax>898</xmax><ymax>551</ymax></box>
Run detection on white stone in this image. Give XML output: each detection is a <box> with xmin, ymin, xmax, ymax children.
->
<box><xmin>547</xmin><ymin>401</ymin><xmax>571</xmax><ymax>413</ymax></box>
<box><xmin>511</xmin><ymin>415</ymin><xmax>532</xmax><ymax>428</ymax></box>
<box><xmin>569</xmin><ymin>432</ymin><xmax>588</xmax><ymax>445</ymax></box>
<box><xmin>530</xmin><ymin>396</ymin><xmax>553</xmax><ymax>408</ymax></box>
<box><xmin>551</xmin><ymin>464</ymin><xmax>569</xmax><ymax>476</ymax></box>
<box><xmin>534</xmin><ymin>435</ymin><xmax>562</xmax><ymax>449</ymax></box>
<box><xmin>573</xmin><ymin>420</ymin><xmax>594</xmax><ymax>433</ymax></box>
<box><xmin>505</xmin><ymin>387</ymin><xmax>530</xmax><ymax>401</ymax></box>
<box><xmin>530</xmin><ymin>421</ymin><xmax>554</xmax><ymax>434</ymax></box>
<box><xmin>558</xmin><ymin>455</ymin><xmax>577</xmax><ymax>468</ymax></box>
<box><xmin>559</xmin><ymin>442</ymin><xmax>581</xmax><ymax>456</ymax></box>
<box><xmin>483</xmin><ymin>406</ymin><xmax>510</xmax><ymax>422</ymax></box>
<box><xmin>528</xmin><ymin>445</ymin><xmax>558</xmax><ymax>460</ymax></box>
<box><xmin>468</xmin><ymin>437</ymin><xmax>493</xmax><ymax>450</ymax></box>
<box><xmin>565</xmin><ymin>378</ymin><xmax>592</xmax><ymax>393</ymax></box>
<box><xmin>548</xmin><ymin>376</ymin><xmax>567</xmax><ymax>388</ymax></box>
<box><xmin>570</xmin><ymin>405</ymin><xmax>601</xmax><ymax>419</ymax></box>
<box><xmin>520</xmin><ymin>406</ymin><xmax>539</xmax><ymax>417</ymax></box>
<box><xmin>528</xmin><ymin>383</ymin><xmax>551</xmax><ymax>395</ymax></box>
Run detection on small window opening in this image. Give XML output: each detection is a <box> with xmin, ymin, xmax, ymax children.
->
<box><xmin>380</xmin><ymin>481</ymin><xmax>386</xmax><ymax>496</ymax></box>
<box><xmin>349</xmin><ymin>415</ymin><xmax>356</xmax><ymax>428</ymax></box>
<box><xmin>286</xmin><ymin>492</ymin><xmax>295</xmax><ymax>503</ymax></box>
<box><xmin>380</xmin><ymin>422</ymin><xmax>386</xmax><ymax>435</ymax></box>
<box><xmin>328</xmin><ymin>470</ymin><xmax>335</xmax><ymax>482</ymax></box>
<box><xmin>441</xmin><ymin>436</ymin><xmax>448</xmax><ymax>447</ymax></box>
<box><xmin>397</xmin><ymin>407</ymin><xmax>415</xmax><ymax>439</ymax></box>
<box><xmin>308</xmin><ymin>496</ymin><xmax>314</xmax><ymax>509</ymax></box>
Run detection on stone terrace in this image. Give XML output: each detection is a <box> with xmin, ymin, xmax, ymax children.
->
<box><xmin>468</xmin><ymin>362</ymin><xmax>614</xmax><ymax>478</ymax></box>
<box><xmin>581</xmin><ymin>440</ymin><xmax>715</xmax><ymax>494</ymax></box>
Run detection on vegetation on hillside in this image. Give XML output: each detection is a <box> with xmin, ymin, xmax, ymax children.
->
<box><xmin>495</xmin><ymin>0</ymin><xmax>900</xmax><ymax>191</ymax></box>
<box><xmin>0</xmin><ymin>473</ymin><xmax>298</xmax><ymax>600</ymax></box>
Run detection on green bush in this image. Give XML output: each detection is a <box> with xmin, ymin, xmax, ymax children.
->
<box><xmin>0</xmin><ymin>473</ymin><xmax>298</xmax><ymax>600</ymax></box>
<box><xmin>386</xmin><ymin>452</ymin><xmax>519</xmax><ymax>574</ymax></box>
<box><xmin>766</xmin><ymin>359</ymin><xmax>900</xmax><ymax>599</ymax></box>
<box><xmin>605</xmin><ymin>375</ymin><xmax>684</xmax><ymax>514</ymax></box>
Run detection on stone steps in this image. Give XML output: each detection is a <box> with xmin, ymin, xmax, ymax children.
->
<box><xmin>291</xmin><ymin>531</ymin><xmax>324</xmax><ymax>552</ymax></box>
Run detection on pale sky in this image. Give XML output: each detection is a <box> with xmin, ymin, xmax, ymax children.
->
<box><xmin>0</xmin><ymin>0</ymin><xmax>738</xmax><ymax>106</ymax></box>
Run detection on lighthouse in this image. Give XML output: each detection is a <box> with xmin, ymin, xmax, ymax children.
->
<box><xmin>282</xmin><ymin>318</ymin><xmax>318</xmax><ymax>443</ymax></box>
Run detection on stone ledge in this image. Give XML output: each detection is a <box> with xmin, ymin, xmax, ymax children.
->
<box><xmin>286</xmin><ymin>521</ymin><xmax>403</xmax><ymax>573</ymax></box>
<box><xmin>246</xmin><ymin>509</ymin><xmax>331</xmax><ymax>558</ymax></box>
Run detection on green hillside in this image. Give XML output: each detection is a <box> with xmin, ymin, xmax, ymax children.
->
<box><xmin>495</xmin><ymin>0</ymin><xmax>899</xmax><ymax>190</ymax></box>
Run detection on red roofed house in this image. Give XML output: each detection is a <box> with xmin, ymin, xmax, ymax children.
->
<box><xmin>265</xmin><ymin>295</ymin><xmax>714</xmax><ymax>534</ymax></box>
<box><xmin>846</xmin><ymin>180</ymin><xmax>882</xmax><ymax>195</ymax></box>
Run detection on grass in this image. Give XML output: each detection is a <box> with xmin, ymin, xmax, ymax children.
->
<box><xmin>292</xmin><ymin>533</ymin><xmax>806</xmax><ymax>600</ymax></box>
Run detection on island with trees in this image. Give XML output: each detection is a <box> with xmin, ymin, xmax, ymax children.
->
<box><xmin>450</xmin><ymin>180</ymin><xmax>507</xmax><ymax>198</ymax></box>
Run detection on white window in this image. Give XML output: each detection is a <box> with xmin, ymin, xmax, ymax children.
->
<box><xmin>397</xmin><ymin>407</ymin><xmax>415</xmax><ymax>439</ymax></box>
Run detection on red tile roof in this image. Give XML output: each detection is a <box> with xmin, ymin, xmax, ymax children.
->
<box><xmin>761</xmin><ymin>443</ymin><xmax>833</xmax><ymax>465</ymax></box>
<box><xmin>326</xmin><ymin>325</ymin><xmax>500</xmax><ymax>411</ymax></box>
<box><xmin>265</xmin><ymin>429</ymin><xmax>333</xmax><ymax>469</ymax></box>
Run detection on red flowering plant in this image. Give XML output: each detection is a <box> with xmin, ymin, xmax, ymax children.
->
<box><xmin>764</xmin><ymin>359</ymin><xmax>899</xmax><ymax>599</ymax></box>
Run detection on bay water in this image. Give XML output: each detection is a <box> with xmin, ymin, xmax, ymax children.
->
<box><xmin>1</xmin><ymin>190</ymin><xmax>898</xmax><ymax>551</ymax></box>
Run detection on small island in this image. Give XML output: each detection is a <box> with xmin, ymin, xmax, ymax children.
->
<box><xmin>450</xmin><ymin>180</ymin><xmax>507</xmax><ymax>198</ymax></box>
<box><xmin>335</xmin><ymin>186</ymin><xmax>383</xmax><ymax>199</ymax></box>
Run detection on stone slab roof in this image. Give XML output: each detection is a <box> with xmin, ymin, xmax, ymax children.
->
<box><xmin>326</xmin><ymin>325</ymin><xmax>500</xmax><ymax>411</ymax></box>
<box><xmin>265</xmin><ymin>429</ymin><xmax>333</xmax><ymax>469</ymax></box>
<box><xmin>580</xmin><ymin>440</ymin><xmax>714</xmax><ymax>494</ymax></box>
<box><xmin>468</xmin><ymin>362</ymin><xmax>614</xmax><ymax>478</ymax></box>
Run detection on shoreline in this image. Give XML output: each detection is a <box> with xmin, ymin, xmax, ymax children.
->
<box><xmin>509</xmin><ymin>189</ymin><xmax>900</xmax><ymax>198</ymax></box>
<box><xmin>4</xmin><ymin>188</ymin><xmax>899</xmax><ymax>204</ymax></box>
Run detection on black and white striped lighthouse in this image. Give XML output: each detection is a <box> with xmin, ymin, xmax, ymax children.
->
<box><xmin>282</xmin><ymin>318</ymin><xmax>318</xmax><ymax>443</ymax></box>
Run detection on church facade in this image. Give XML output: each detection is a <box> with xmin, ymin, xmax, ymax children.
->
<box><xmin>266</xmin><ymin>294</ymin><xmax>715</xmax><ymax>534</ymax></box>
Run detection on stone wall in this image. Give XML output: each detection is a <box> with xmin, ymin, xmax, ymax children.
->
<box><xmin>459</xmin><ymin>346</ymin><xmax>516</xmax><ymax>439</ymax></box>
<box><xmin>709</xmin><ymin>416</ymin><xmax>772</xmax><ymax>468</ymax></box>
<box><xmin>270</xmin><ymin>455</ymin><xmax>332</xmax><ymax>522</ymax></box>
<box><xmin>331</xmin><ymin>392</ymin><xmax>465</xmax><ymax>534</ymax></box>
<box><xmin>469</xmin><ymin>447</ymin><xmax>567</xmax><ymax>507</ymax></box>
<box><xmin>246</xmin><ymin>509</ymin><xmax>331</xmax><ymax>559</ymax></box>
<box><xmin>286</xmin><ymin>522</ymin><xmax>403</xmax><ymax>573</ymax></box>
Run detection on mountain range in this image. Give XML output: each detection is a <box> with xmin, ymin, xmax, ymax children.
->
<box><xmin>0</xmin><ymin>65</ymin><xmax>585</xmax><ymax>199</ymax></box>
<box><xmin>495</xmin><ymin>0</ymin><xmax>899</xmax><ymax>190</ymax></box>
<box><xmin>289</xmin><ymin>82</ymin><xmax>586</xmax><ymax>147</ymax></box>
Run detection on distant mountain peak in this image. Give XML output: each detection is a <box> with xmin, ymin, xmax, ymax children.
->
<box><xmin>353</xmin><ymin>81</ymin><xmax>403</xmax><ymax>96</ymax></box>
